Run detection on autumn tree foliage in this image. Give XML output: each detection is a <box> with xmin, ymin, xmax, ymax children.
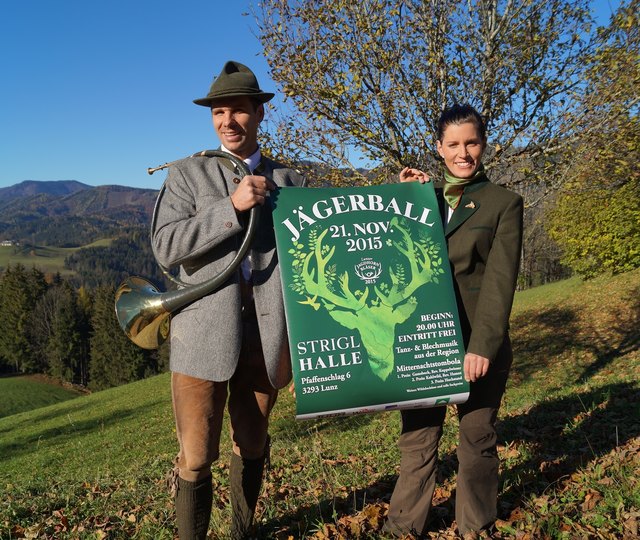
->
<box><xmin>547</xmin><ymin>0</ymin><xmax>640</xmax><ymax>277</ymax></box>
<box><xmin>255</xmin><ymin>0</ymin><xmax>595</xmax><ymax>186</ymax></box>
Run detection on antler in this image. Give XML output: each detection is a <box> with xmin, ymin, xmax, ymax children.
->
<box><xmin>301</xmin><ymin>229</ymin><xmax>369</xmax><ymax>312</ymax></box>
<box><xmin>375</xmin><ymin>217</ymin><xmax>433</xmax><ymax>308</ymax></box>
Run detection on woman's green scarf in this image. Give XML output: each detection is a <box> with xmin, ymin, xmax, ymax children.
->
<box><xmin>443</xmin><ymin>164</ymin><xmax>487</xmax><ymax>209</ymax></box>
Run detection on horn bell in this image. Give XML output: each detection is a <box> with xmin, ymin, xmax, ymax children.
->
<box><xmin>115</xmin><ymin>149</ymin><xmax>257</xmax><ymax>349</ymax></box>
<box><xmin>115</xmin><ymin>276</ymin><xmax>171</xmax><ymax>349</ymax></box>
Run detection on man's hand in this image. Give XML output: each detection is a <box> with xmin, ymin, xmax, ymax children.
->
<box><xmin>464</xmin><ymin>353</ymin><xmax>490</xmax><ymax>382</ymax></box>
<box><xmin>288</xmin><ymin>382</ymin><xmax>296</xmax><ymax>399</ymax></box>
<box><xmin>399</xmin><ymin>167</ymin><xmax>430</xmax><ymax>184</ymax></box>
<box><xmin>230</xmin><ymin>175</ymin><xmax>276</xmax><ymax>212</ymax></box>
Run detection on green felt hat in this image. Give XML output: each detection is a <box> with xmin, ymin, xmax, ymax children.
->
<box><xmin>193</xmin><ymin>61</ymin><xmax>274</xmax><ymax>107</ymax></box>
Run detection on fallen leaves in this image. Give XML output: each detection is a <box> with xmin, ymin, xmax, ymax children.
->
<box><xmin>309</xmin><ymin>503</ymin><xmax>387</xmax><ymax>539</ymax></box>
<box><xmin>580</xmin><ymin>489</ymin><xmax>603</xmax><ymax>512</ymax></box>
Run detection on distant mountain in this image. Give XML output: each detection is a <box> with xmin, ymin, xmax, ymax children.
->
<box><xmin>0</xmin><ymin>180</ymin><xmax>91</xmax><ymax>202</ymax></box>
<box><xmin>0</xmin><ymin>180</ymin><xmax>159</xmax><ymax>247</ymax></box>
<box><xmin>0</xmin><ymin>181</ymin><xmax>158</xmax><ymax>216</ymax></box>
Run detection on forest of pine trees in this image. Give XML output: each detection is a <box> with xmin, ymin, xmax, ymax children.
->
<box><xmin>0</xmin><ymin>262</ymin><xmax>169</xmax><ymax>390</ymax></box>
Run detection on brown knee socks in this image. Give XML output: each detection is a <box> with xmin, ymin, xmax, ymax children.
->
<box><xmin>175</xmin><ymin>475</ymin><xmax>213</xmax><ymax>540</ymax></box>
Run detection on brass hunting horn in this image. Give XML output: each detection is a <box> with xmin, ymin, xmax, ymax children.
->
<box><xmin>114</xmin><ymin>150</ymin><xmax>258</xmax><ymax>349</ymax></box>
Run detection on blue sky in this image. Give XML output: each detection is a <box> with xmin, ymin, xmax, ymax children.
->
<box><xmin>1</xmin><ymin>0</ymin><xmax>621</xmax><ymax>190</ymax></box>
<box><xmin>1</xmin><ymin>1</ymin><xmax>272</xmax><ymax>190</ymax></box>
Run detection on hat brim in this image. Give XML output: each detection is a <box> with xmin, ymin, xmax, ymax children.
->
<box><xmin>193</xmin><ymin>91</ymin><xmax>275</xmax><ymax>107</ymax></box>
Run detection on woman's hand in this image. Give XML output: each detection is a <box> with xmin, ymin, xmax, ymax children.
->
<box><xmin>288</xmin><ymin>382</ymin><xmax>296</xmax><ymax>399</ymax></box>
<box><xmin>399</xmin><ymin>167</ymin><xmax>430</xmax><ymax>184</ymax></box>
<box><xmin>463</xmin><ymin>352</ymin><xmax>490</xmax><ymax>382</ymax></box>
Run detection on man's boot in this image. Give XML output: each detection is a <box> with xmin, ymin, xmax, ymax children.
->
<box><xmin>229</xmin><ymin>452</ymin><xmax>266</xmax><ymax>539</ymax></box>
<box><xmin>175</xmin><ymin>475</ymin><xmax>213</xmax><ymax>540</ymax></box>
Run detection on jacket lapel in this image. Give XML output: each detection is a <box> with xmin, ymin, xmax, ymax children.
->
<box><xmin>444</xmin><ymin>180</ymin><xmax>488</xmax><ymax>236</ymax></box>
<box><xmin>435</xmin><ymin>187</ymin><xmax>447</xmax><ymax>228</ymax></box>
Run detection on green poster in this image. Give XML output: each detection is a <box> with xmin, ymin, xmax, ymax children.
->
<box><xmin>272</xmin><ymin>182</ymin><xmax>469</xmax><ymax>419</ymax></box>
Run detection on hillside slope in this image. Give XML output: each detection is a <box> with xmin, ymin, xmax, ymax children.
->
<box><xmin>0</xmin><ymin>375</ymin><xmax>84</xmax><ymax>418</ymax></box>
<box><xmin>1</xmin><ymin>270</ymin><xmax>638</xmax><ymax>539</ymax></box>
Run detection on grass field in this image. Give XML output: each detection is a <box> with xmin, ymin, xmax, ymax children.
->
<box><xmin>0</xmin><ymin>239</ymin><xmax>112</xmax><ymax>275</ymax></box>
<box><xmin>0</xmin><ymin>269</ymin><xmax>638</xmax><ymax>539</ymax></box>
<box><xmin>0</xmin><ymin>375</ymin><xmax>84</xmax><ymax>418</ymax></box>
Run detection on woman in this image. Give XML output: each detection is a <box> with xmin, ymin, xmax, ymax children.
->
<box><xmin>383</xmin><ymin>104</ymin><xmax>523</xmax><ymax>539</ymax></box>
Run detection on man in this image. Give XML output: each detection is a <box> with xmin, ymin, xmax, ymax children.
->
<box><xmin>152</xmin><ymin>61</ymin><xmax>305</xmax><ymax>540</ymax></box>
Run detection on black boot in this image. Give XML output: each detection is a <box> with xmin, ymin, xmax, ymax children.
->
<box><xmin>175</xmin><ymin>475</ymin><xmax>213</xmax><ymax>540</ymax></box>
<box><xmin>229</xmin><ymin>452</ymin><xmax>266</xmax><ymax>539</ymax></box>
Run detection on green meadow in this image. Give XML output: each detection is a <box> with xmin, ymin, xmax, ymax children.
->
<box><xmin>0</xmin><ymin>239</ymin><xmax>112</xmax><ymax>275</ymax></box>
<box><xmin>0</xmin><ymin>376</ymin><xmax>84</xmax><ymax>418</ymax></box>
<box><xmin>1</xmin><ymin>269</ymin><xmax>638</xmax><ymax>539</ymax></box>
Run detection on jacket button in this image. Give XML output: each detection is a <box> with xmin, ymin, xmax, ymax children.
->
<box><xmin>225</xmin><ymin>221</ymin><xmax>233</xmax><ymax>228</ymax></box>
<box><xmin>233</xmin><ymin>177</ymin><xmax>241</xmax><ymax>184</ymax></box>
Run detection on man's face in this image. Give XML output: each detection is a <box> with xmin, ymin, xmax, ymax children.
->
<box><xmin>211</xmin><ymin>96</ymin><xmax>264</xmax><ymax>159</ymax></box>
